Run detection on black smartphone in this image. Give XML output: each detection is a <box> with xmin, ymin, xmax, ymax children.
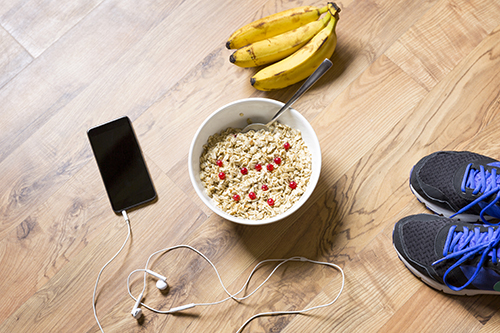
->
<box><xmin>87</xmin><ymin>116</ymin><xmax>157</xmax><ymax>213</ymax></box>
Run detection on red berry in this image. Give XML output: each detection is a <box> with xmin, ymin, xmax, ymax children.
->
<box><xmin>218</xmin><ymin>172</ymin><xmax>225</xmax><ymax>180</ymax></box>
<box><xmin>261</xmin><ymin>184</ymin><xmax>269</xmax><ymax>191</ymax></box>
<box><xmin>267</xmin><ymin>198</ymin><xmax>275</xmax><ymax>206</ymax></box>
<box><xmin>274</xmin><ymin>157</ymin><xmax>281</xmax><ymax>165</ymax></box>
<box><xmin>249</xmin><ymin>192</ymin><xmax>256</xmax><ymax>200</ymax></box>
<box><xmin>241</xmin><ymin>167</ymin><xmax>248</xmax><ymax>175</ymax></box>
<box><xmin>255</xmin><ymin>164</ymin><xmax>262</xmax><ymax>171</ymax></box>
<box><xmin>233</xmin><ymin>194</ymin><xmax>241</xmax><ymax>201</ymax></box>
<box><xmin>284</xmin><ymin>142</ymin><xmax>291</xmax><ymax>150</ymax></box>
<box><xmin>267</xmin><ymin>164</ymin><xmax>274</xmax><ymax>171</ymax></box>
<box><xmin>289</xmin><ymin>181</ymin><xmax>297</xmax><ymax>189</ymax></box>
<box><xmin>216</xmin><ymin>160</ymin><xmax>223</xmax><ymax>167</ymax></box>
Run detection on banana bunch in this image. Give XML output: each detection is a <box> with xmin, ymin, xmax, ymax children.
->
<box><xmin>227</xmin><ymin>3</ymin><xmax>340</xmax><ymax>91</ymax></box>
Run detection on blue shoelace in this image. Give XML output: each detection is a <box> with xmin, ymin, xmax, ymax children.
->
<box><xmin>433</xmin><ymin>225</ymin><xmax>500</xmax><ymax>291</ymax></box>
<box><xmin>452</xmin><ymin>163</ymin><xmax>500</xmax><ymax>224</ymax></box>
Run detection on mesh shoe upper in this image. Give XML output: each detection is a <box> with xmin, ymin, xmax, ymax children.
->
<box><xmin>393</xmin><ymin>214</ymin><xmax>500</xmax><ymax>293</ymax></box>
<box><xmin>410</xmin><ymin>151</ymin><xmax>500</xmax><ymax>223</ymax></box>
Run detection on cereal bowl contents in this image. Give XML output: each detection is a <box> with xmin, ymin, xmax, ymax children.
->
<box><xmin>199</xmin><ymin>122</ymin><xmax>312</xmax><ymax>220</ymax></box>
<box><xmin>189</xmin><ymin>98</ymin><xmax>321</xmax><ymax>225</ymax></box>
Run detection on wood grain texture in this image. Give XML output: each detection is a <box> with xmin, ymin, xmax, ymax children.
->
<box><xmin>385</xmin><ymin>0</ymin><xmax>500</xmax><ymax>91</ymax></box>
<box><xmin>0</xmin><ymin>25</ymin><xmax>32</xmax><ymax>88</ymax></box>
<box><xmin>0</xmin><ymin>0</ymin><xmax>105</xmax><ymax>57</ymax></box>
<box><xmin>2</xmin><ymin>0</ymin><xmax>500</xmax><ymax>332</ymax></box>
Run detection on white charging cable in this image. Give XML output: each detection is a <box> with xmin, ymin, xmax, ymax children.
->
<box><xmin>93</xmin><ymin>210</ymin><xmax>131</xmax><ymax>333</ymax></box>
<box><xmin>127</xmin><ymin>245</ymin><xmax>345</xmax><ymax>333</ymax></box>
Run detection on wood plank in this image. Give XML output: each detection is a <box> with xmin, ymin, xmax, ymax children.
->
<box><xmin>0</xmin><ymin>0</ymin><xmax>271</xmax><ymax>236</ymax></box>
<box><xmin>257</xmin><ymin>0</ymin><xmax>440</xmax><ymax>120</ymax></box>
<box><xmin>311</xmin><ymin>54</ymin><xmax>427</xmax><ymax>188</ymax></box>
<box><xmin>280</xmin><ymin>233</ymin><xmax>417</xmax><ymax>332</ymax></box>
<box><xmin>0</xmin><ymin>160</ymin><xmax>112</xmax><ymax>322</ymax></box>
<box><xmin>378</xmin><ymin>285</ymin><xmax>483</xmax><ymax>333</ymax></box>
<box><xmin>0</xmin><ymin>156</ymin><xmax>208</xmax><ymax>330</ymax></box>
<box><xmin>0</xmin><ymin>0</ymin><xmax>188</xmax><ymax>165</ymax></box>
<box><xmin>0</xmin><ymin>26</ymin><xmax>32</xmax><ymax>88</ymax></box>
<box><xmin>0</xmin><ymin>0</ymin><xmax>104</xmax><ymax>57</ymax></box>
<box><xmin>92</xmin><ymin>211</ymin><xmax>295</xmax><ymax>332</ymax></box>
<box><xmin>379</xmin><ymin>24</ymin><xmax>500</xmax><ymax>240</ymax></box>
<box><xmin>479</xmin><ymin>311</ymin><xmax>500</xmax><ymax>333</ymax></box>
<box><xmin>404</xmin><ymin>26</ymin><xmax>500</xmax><ymax>152</ymax></box>
<box><xmin>385</xmin><ymin>0</ymin><xmax>500</xmax><ymax>91</ymax></box>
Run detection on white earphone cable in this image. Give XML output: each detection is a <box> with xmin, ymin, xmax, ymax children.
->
<box><xmin>127</xmin><ymin>246</ymin><xmax>345</xmax><ymax>332</ymax></box>
<box><xmin>92</xmin><ymin>213</ymin><xmax>345</xmax><ymax>333</ymax></box>
<box><xmin>234</xmin><ymin>258</ymin><xmax>345</xmax><ymax>333</ymax></box>
<box><xmin>92</xmin><ymin>210</ymin><xmax>131</xmax><ymax>333</ymax></box>
<box><xmin>127</xmin><ymin>244</ymin><xmax>241</xmax><ymax>313</ymax></box>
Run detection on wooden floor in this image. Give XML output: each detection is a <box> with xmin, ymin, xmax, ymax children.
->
<box><xmin>2</xmin><ymin>0</ymin><xmax>500</xmax><ymax>332</ymax></box>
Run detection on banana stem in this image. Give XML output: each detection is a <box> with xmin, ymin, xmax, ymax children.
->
<box><xmin>327</xmin><ymin>2</ymin><xmax>341</xmax><ymax>17</ymax></box>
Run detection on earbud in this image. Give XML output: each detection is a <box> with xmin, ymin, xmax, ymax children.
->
<box><xmin>145</xmin><ymin>269</ymin><xmax>168</xmax><ymax>290</ymax></box>
<box><xmin>131</xmin><ymin>292</ymin><xmax>144</xmax><ymax>319</ymax></box>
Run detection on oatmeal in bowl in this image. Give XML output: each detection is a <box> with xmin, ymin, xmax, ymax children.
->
<box><xmin>200</xmin><ymin>122</ymin><xmax>311</xmax><ymax>220</ymax></box>
<box><xmin>189</xmin><ymin>98</ymin><xmax>321</xmax><ymax>225</ymax></box>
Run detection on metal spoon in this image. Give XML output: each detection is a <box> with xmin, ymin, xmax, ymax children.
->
<box><xmin>241</xmin><ymin>58</ymin><xmax>333</xmax><ymax>133</ymax></box>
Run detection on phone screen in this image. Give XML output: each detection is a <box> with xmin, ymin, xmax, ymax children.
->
<box><xmin>87</xmin><ymin>116</ymin><xmax>157</xmax><ymax>213</ymax></box>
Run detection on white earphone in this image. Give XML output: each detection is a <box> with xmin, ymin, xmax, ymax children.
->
<box><xmin>92</xmin><ymin>212</ymin><xmax>345</xmax><ymax>333</ymax></box>
<box><xmin>127</xmin><ymin>245</ymin><xmax>345</xmax><ymax>332</ymax></box>
<box><xmin>130</xmin><ymin>292</ymin><xmax>143</xmax><ymax>319</ymax></box>
<box><xmin>144</xmin><ymin>269</ymin><xmax>168</xmax><ymax>291</ymax></box>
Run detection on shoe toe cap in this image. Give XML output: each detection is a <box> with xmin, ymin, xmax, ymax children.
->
<box><xmin>393</xmin><ymin>214</ymin><xmax>449</xmax><ymax>269</ymax></box>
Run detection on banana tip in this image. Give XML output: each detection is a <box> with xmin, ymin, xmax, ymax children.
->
<box><xmin>229</xmin><ymin>54</ymin><xmax>236</xmax><ymax>63</ymax></box>
<box><xmin>225</xmin><ymin>41</ymin><xmax>232</xmax><ymax>49</ymax></box>
<box><xmin>250</xmin><ymin>77</ymin><xmax>256</xmax><ymax>86</ymax></box>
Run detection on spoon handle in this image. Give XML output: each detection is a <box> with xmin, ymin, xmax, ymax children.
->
<box><xmin>266</xmin><ymin>58</ymin><xmax>333</xmax><ymax>127</ymax></box>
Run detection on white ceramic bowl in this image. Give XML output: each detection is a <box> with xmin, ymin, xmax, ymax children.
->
<box><xmin>188</xmin><ymin>98</ymin><xmax>321</xmax><ymax>225</ymax></box>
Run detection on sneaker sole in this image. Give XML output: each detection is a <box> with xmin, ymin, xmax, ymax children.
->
<box><xmin>392</xmin><ymin>242</ymin><xmax>500</xmax><ymax>296</ymax></box>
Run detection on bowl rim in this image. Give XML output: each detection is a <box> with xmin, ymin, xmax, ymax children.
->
<box><xmin>188</xmin><ymin>97</ymin><xmax>321</xmax><ymax>226</ymax></box>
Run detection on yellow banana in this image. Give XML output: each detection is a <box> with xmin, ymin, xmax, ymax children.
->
<box><xmin>226</xmin><ymin>5</ymin><xmax>329</xmax><ymax>50</ymax></box>
<box><xmin>251</xmin><ymin>4</ymin><xmax>340</xmax><ymax>91</ymax></box>
<box><xmin>230</xmin><ymin>14</ymin><xmax>331</xmax><ymax>68</ymax></box>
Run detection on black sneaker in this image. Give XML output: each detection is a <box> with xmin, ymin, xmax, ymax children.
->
<box><xmin>410</xmin><ymin>151</ymin><xmax>500</xmax><ymax>223</ymax></box>
<box><xmin>392</xmin><ymin>214</ymin><xmax>500</xmax><ymax>295</ymax></box>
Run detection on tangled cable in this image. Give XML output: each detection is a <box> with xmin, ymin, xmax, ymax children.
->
<box><xmin>127</xmin><ymin>244</ymin><xmax>345</xmax><ymax>333</ymax></box>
